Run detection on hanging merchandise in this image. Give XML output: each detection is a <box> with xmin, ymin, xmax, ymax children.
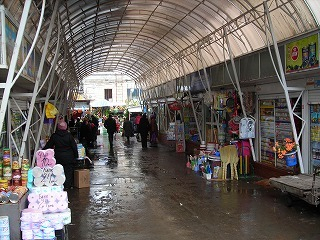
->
<box><xmin>239</xmin><ymin>117</ymin><xmax>255</xmax><ymax>139</ymax></box>
<box><xmin>45</xmin><ymin>102</ymin><xmax>59</xmax><ymax>119</ymax></box>
<box><xmin>243</xmin><ymin>92</ymin><xmax>255</xmax><ymax>115</ymax></box>
<box><xmin>228</xmin><ymin>115</ymin><xmax>241</xmax><ymax>135</ymax></box>
<box><xmin>213</xmin><ymin>92</ymin><xmax>227</xmax><ymax>110</ymax></box>
<box><xmin>168</xmin><ymin>102</ymin><xmax>181</xmax><ymax>111</ymax></box>
<box><xmin>203</xmin><ymin>92</ymin><xmax>213</xmax><ymax>106</ymax></box>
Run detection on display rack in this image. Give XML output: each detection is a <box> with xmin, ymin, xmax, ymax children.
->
<box><xmin>275</xmin><ymin>99</ymin><xmax>292</xmax><ymax>168</ymax></box>
<box><xmin>259</xmin><ymin>100</ymin><xmax>275</xmax><ymax>165</ymax></box>
<box><xmin>183</xmin><ymin>107</ymin><xmax>198</xmax><ymax>141</ymax></box>
<box><xmin>259</xmin><ymin>98</ymin><xmax>302</xmax><ymax>168</ymax></box>
<box><xmin>310</xmin><ymin>104</ymin><xmax>320</xmax><ymax>171</ymax></box>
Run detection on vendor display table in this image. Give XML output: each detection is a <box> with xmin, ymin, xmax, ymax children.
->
<box><xmin>0</xmin><ymin>193</ymin><xmax>28</xmax><ymax>239</ymax></box>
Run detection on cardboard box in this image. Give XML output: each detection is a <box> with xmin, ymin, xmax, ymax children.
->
<box><xmin>74</xmin><ymin>169</ymin><xmax>90</xmax><ymax>188</ymax></box>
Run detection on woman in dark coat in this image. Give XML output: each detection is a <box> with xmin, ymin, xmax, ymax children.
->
<box><xmin>79</xmin><ymin>117</ymin><xmax>92</xmax><ymax>153</ymax></box>
<box><xmin>123</xmin><ymin>117</ymin><xmax>133</xmax><ymax>142</ymax></box>
<box><xmin>43</xmin><ymin>120</ymin><xmax>79</xmax><ymax>190</ymax></box>
<box><xmin>138</xmin><ymin>113</ymin><xmax>150</xmax><ymax>148</ymax></box>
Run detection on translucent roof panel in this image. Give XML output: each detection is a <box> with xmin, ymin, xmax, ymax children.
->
<box><xmin>3</xmin><ymin>0</ymin><xmax>320</xmax><ymax>90</ymax></box>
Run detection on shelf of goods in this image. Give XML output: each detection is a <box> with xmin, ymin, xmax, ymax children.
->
<box><xmin>0</xmin><ymin>148</ymin><xmax>30</xmax><ymax>240</ymax></box>
<box><xmin>259</xmin><ymin>101</ymin><xmax>275</xmax><ymax>165</ymax></box>
<box><xmin>20</xmin><ymin>148</ymin><xmax>71</xmax><ymax>240</ymax></box>
<box><xmin>259</xmin><ymin>98</ymin><xmax>301</xmax><ymax>168</ymax></box>
<box><xmin>183</xmin><ymin>108</ymin><xmax>198</xmax><ymax>142</ymax></box>
<box><xmin>310</xmin><ymin>104</ymin><xmax>320</xmax><ymax>168</ymax></box>
<box><xmin>275</xmin><ymin>99</ymin><xmax>293</xmax><ymax>168</ymax></box>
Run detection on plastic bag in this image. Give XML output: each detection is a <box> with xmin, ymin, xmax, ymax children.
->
<box><xmin>136</xmin><ymin>133</ymin><xmax>141</xmax><ymax>142</ymax></box>
<box><xmin>45</xmin><ymin>102</ymin><xmax>59</xmax><ymax>119</ymax></box>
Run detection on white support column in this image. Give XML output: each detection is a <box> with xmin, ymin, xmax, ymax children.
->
<box><xmin>32</xmin><ymin>2</ymin><xmax>61</xmax><ymax>164</ymax></box>
<box><xmin>0</xmin><ymin>6</ymin><xmax>7</xmax><ymax>66</ymax></box>
<box><xmin>224</xmin><ymin>28</ymin><xmax>257</xmax><ymax>162</ymax></box>
<box><xmin>58</xmin><ymin>84</ymin><xmax>69</xmax><ymax>117</ymax></box>
<box><xmin>0</xmin><ymin>0</ymin><xmax>32</xmax><ymax>135</ymax></box>
<box><xmin>180</xmin><ymin>58</ymin><xmax>203</xmax><ymax>143</ymax></box>
<box><xmin>198</xmin><ymin>48</ymin><xmax>214</xmax><ymax>142</ymax></box>
<box><xmin>20</xmin><ymin>1</ymin><xmax>56</xmax><ymax>161</ymax></box>
<box><xmin>264</xmin><ymin>2</ymin><xmax>304</xmax><ymax>173</ymax></box>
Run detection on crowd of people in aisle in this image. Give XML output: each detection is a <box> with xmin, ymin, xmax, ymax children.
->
<box><xmin>42</xmin><ymin>111</ymin><xmax>159</xmax><ymax>190</ymax></box>
<box><xmin>66</xmin><ymin>112</ymin><xmax>159</xmax><ymax>150</ymax></box>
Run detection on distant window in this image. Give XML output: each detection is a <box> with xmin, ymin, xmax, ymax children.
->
<box><xmin>127</xmin><ymin>88</ymin><xmax>139</xmax><ymax>100</ymax></box>
<box><xmin>104</xmin><ymin>89</ymin><xmax>112</xmax><ymax>100</ymax></box>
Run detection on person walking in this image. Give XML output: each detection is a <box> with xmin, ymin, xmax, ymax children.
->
<box><xmin>138</xmin><ymin>113</ymin><xmax>150</xmax><ymax>149</ymax></box>
<box><xmin>149</xmin><ymin>115</ymin><xmax>158</xmax><ymax>147</ymax></box>
<box><xmin>123</xmin><ymin>117</ymin><xmax>133</xmax><ymax>142</ymax></box>
<box><xmin>104</xmin><ymin>114</ymin><xmax>117</xmax><ymax>148</ymax></box>
<box><xmin>43</xmin><ymin>120</ymin><xmax>79</xmax><ymax>190</ymax></box>
<box><xmin>75</xmin><ymin>117</ymin><xmax>81</xmax><ymax>139</ymax></box>
<box><xmin>134</xmin><ymin>113</ymin><xmax>142</xmax><ymax>141</ymax></box>
<box><xmin>79</xmin><ymin>117</ymin><xmax>91</xmax><ymax>153</ymax></box>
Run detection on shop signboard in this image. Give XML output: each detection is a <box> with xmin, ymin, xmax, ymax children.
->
<box><xmin>285</xmin><ymin>33</ymin><xmax>319</xmax><ymax>73</ymax></box>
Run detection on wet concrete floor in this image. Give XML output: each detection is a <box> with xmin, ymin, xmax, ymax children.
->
<box><xmin>67</xmin><ymin>127</ymin><xmax>320</xmax><ymax>240</ymax></box>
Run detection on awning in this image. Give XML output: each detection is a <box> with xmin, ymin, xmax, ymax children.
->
<box><xmin>127</xmin><ymin>106</ymin><xmax>143</xmax><ymax>113</ymax></box>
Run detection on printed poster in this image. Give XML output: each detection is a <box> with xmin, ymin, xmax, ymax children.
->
<box><xmin>285</xmin><ymin>34</ymin><xmax>319</xmax><ymax>73</ymax></box>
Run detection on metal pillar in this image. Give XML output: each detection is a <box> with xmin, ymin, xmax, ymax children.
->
<box><xmin>32</xmin><ymin>2</ymin><xmax>62</xmax><ymax>165</ymax></box>
<box><xmin>198</xmin><ymin>48</ymin><xmax>215</xmax><ymax>143</ymax></box>
<box><xmin>180</xmin><ymin>58</ymin><xmax>203</xmax><ymax>143</ymax></box>
<box><xmin>0</xmin><ymin>0</ymin><xmax>32</xmax><ymax>135</ymax></box>
<box><xmin>224</xmin><ymin>28</ymin><xmax>257</xmax><ymax>162</ymax></box>
<box><xmin>264</xmin><ymin>2</ymin><xmax>305</xmax><ymax>173</ymax></box>
<box><xmin>20</xmin><ymin>0</ymin><xmax>57</xmax><ymax>161</ymax></box>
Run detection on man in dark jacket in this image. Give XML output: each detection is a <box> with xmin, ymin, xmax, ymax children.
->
<box><xmin>43</xmin><ymin>120</ymin><xmax>79</xmax><ymax>190</ymax></box>
<box><xmin>79</xmin><ymin>117</ymin><xmax>91</xmax><ymax>152</ymax></box>
<box><xmin>138</xmin><ymin>113</ymin><xmax>150</xmax><ymax>149</ymax></box>
<box><xmin>104</xmin><ymin>114</ymin><xmax>117</xmax><ymax>148</ymax></box>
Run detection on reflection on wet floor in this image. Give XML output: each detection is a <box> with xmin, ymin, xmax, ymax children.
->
<box><xmin>67</xmin><ymin>127</ymin><xmax>320</xmax><ymax>240</ymax></box>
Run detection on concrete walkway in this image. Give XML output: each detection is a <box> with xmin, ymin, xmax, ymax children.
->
<box><xmin>67</xmin><ymin>127</ymin><xmax>320</xmax><ymax>240</ymax></box>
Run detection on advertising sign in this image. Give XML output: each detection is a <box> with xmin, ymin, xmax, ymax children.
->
<box><xmin>286</xmin><ymin>34</ymin><xmax>319</xmax><ymax>73</ymax></box>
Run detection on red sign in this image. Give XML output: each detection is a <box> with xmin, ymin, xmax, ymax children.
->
<box><xmin>291</xmin><ymin>46</ymin><xmax>298</xmax><ymax>61</ymax></box>
<box><xmin>168</xmin><ymin>102</ymin><xmax>181</xmax><ymax>111</ymax></box>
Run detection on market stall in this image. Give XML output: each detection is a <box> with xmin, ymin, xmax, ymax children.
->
<box><xmin>0</xmin><ymin>148</ymin><xmax>71</xmax><ymax>240</ymax></box>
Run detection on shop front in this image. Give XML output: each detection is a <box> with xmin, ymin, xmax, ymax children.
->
<box><xmin>158</xmin><ymin>31</ymin><xmax>320</xmax><ymax>179</ymax></box>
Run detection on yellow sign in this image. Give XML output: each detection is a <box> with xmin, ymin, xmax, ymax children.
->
<box><xmin>285</xmin><ymin>34</ymin><xmax>319</xmax><ymax>73</ymax></box>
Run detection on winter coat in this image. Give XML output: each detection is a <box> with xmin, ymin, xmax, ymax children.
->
<box><xmin>104</xmin><ymin>117</ymin><xmax>117</xmax><ymax>134</ymax></box>
<box><xmin>80</xmin><ymin>121</ymin><xmax>92</xmax><ymax>142</ymax></box>
<box><xmin>43</xmin><ymin>129</ymin><xmax>79</xmax><ymax>165</ymax></box>
<box><xmin>135</xmin><ymin>115</ymin><xmax>141</xmax><ymax>125</ymax></box>
<box><xmin>138</xmin><ymin>115</ymin><xmax>150</xmax><ymax>135</ymax></box>
<box><xmin>123</xmin><ymin>120</ymin><xmax>133</xmax><ymax>137</ymax></box>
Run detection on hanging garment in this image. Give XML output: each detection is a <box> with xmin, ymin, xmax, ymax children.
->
<box><xmin>239</xmin><ymin>117</ymin><xmax>255</xmax><ymax>139</ymax></box>
<box><xmin>45</xmin><ymin>102</ymin><xmax>59</xmax><ymax>119</ymax></box>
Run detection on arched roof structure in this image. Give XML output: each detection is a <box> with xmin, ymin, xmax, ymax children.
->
<box><xmin>3</xmin><ymin>0</ymin><xmax>320</xmax><ymax>90</ymax></box>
